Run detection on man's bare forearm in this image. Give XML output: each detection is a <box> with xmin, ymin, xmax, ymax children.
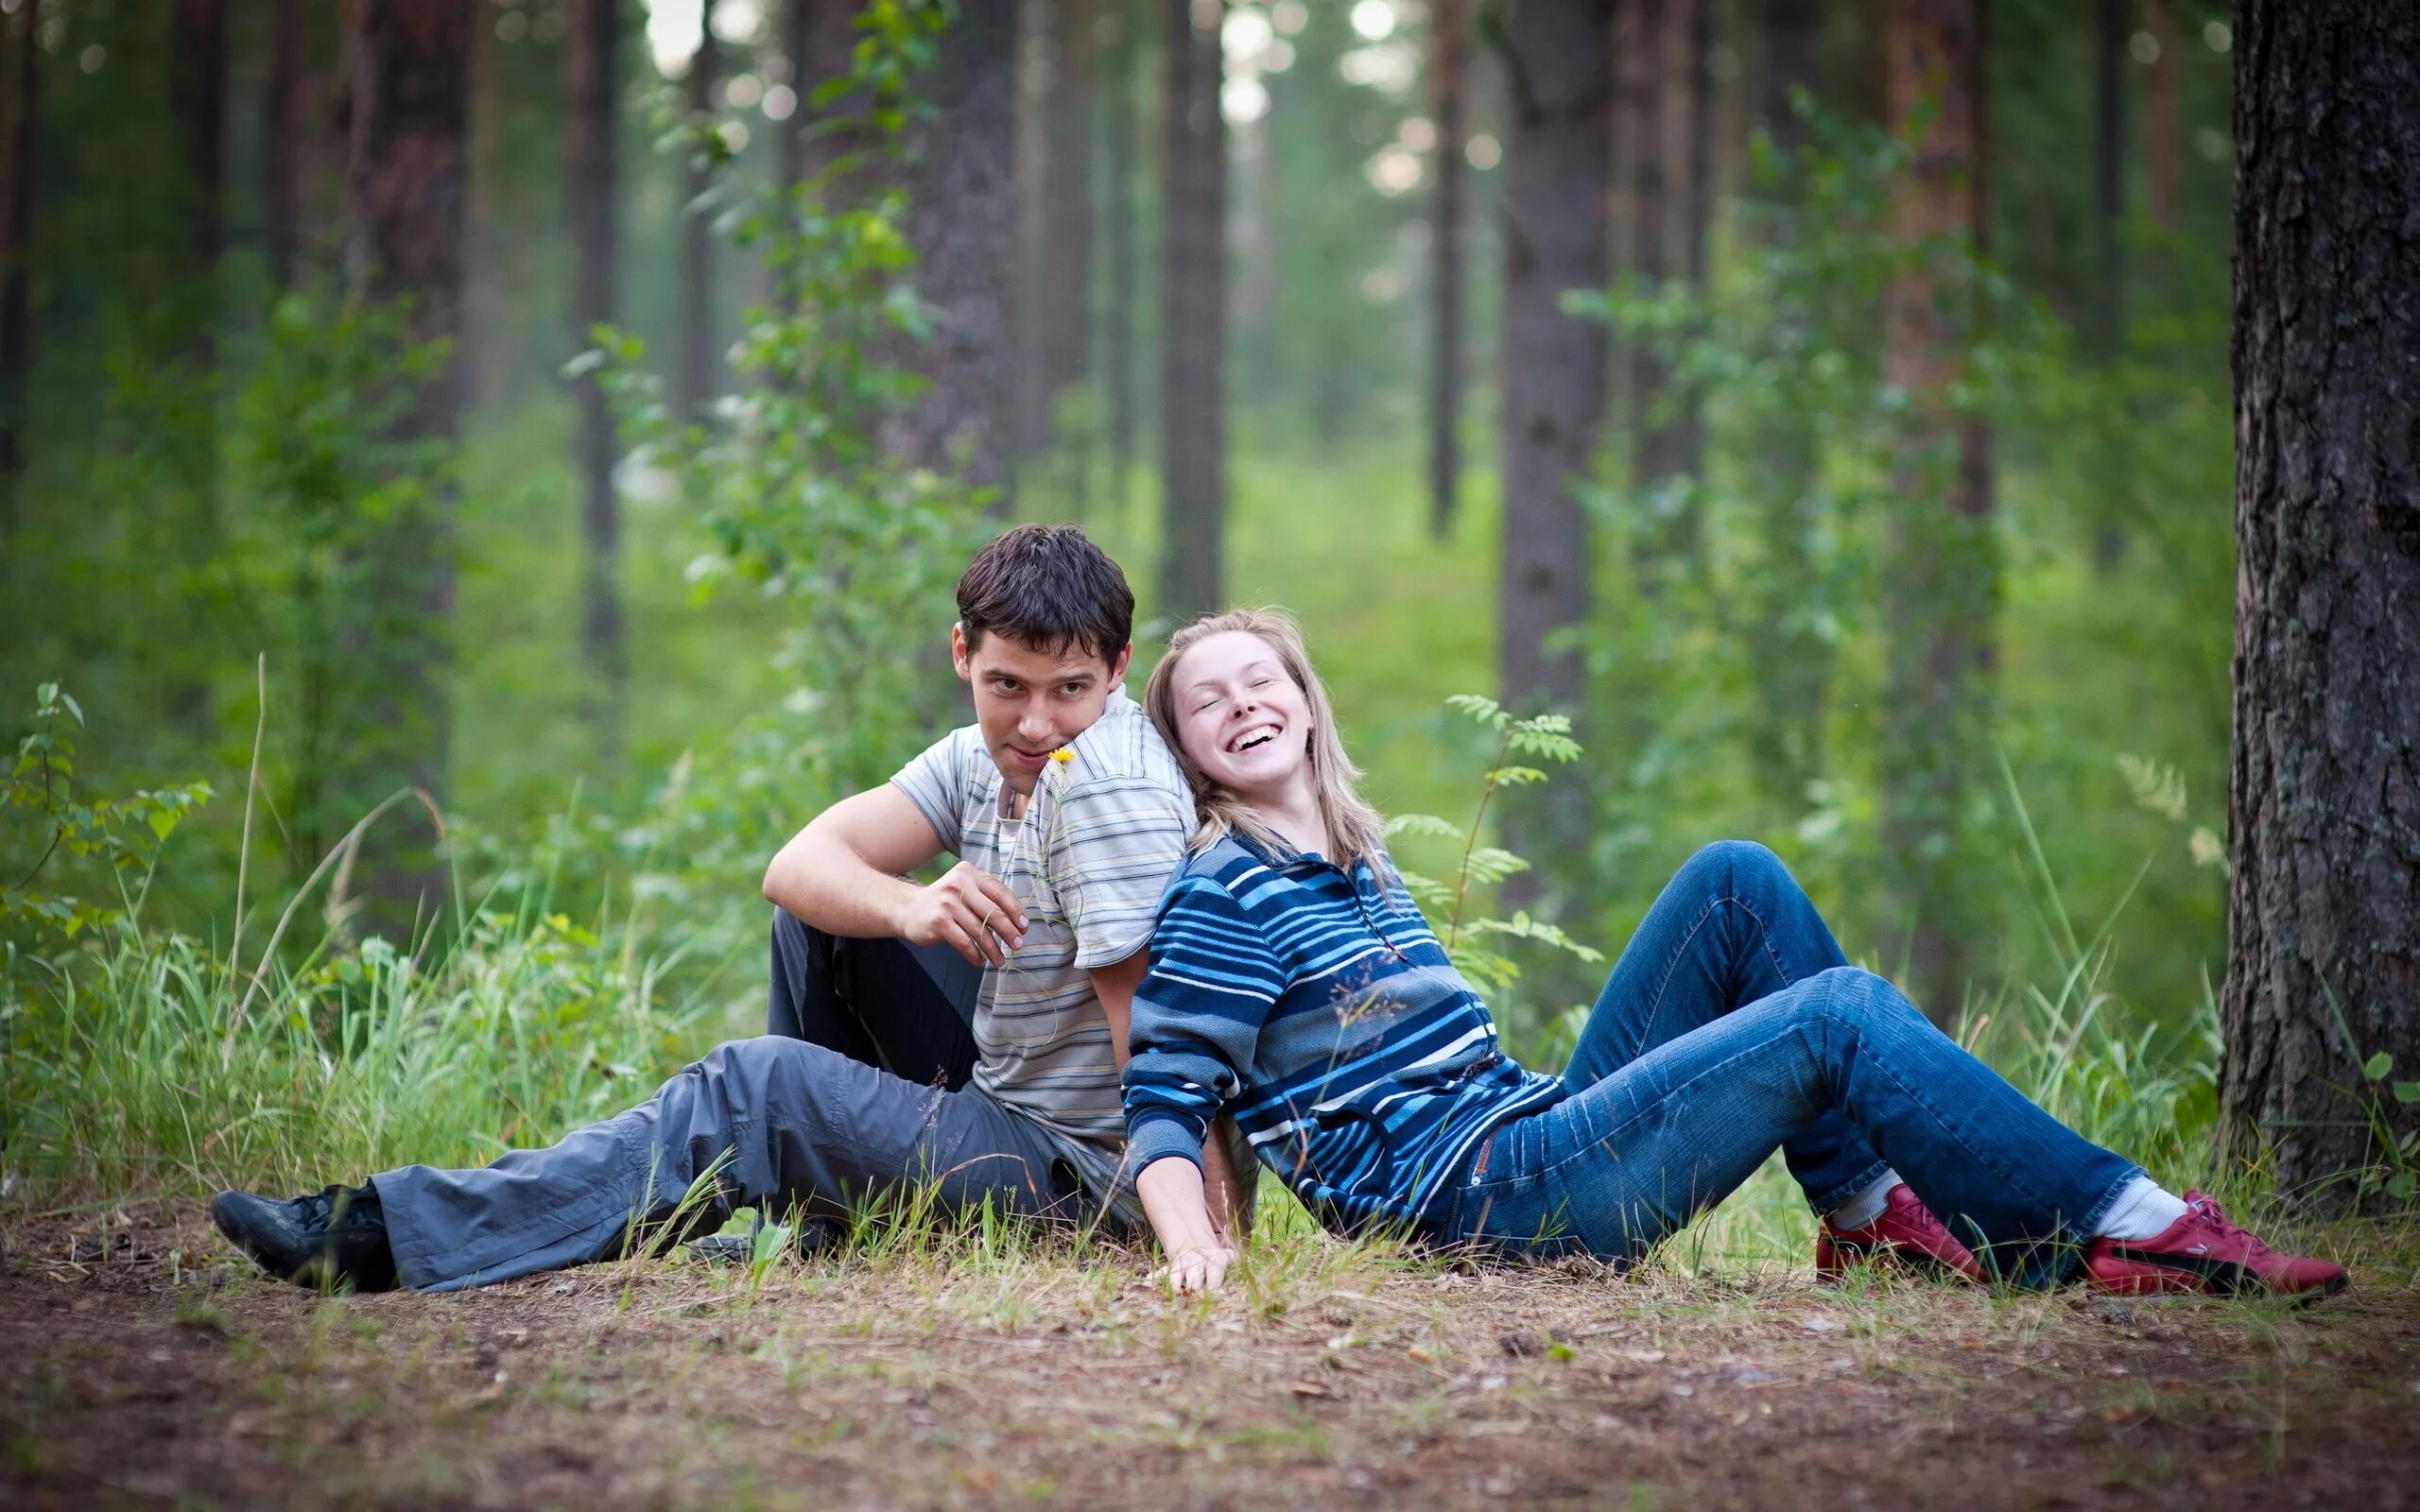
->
<box><xmin>762</xmin><ymin>830</ymin><xmax>922</xmax><ymax>936</ymax></box>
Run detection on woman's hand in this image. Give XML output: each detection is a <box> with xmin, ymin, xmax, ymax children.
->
<box><xmin>1136</xmin><ymin>1155</ymin><xmax>1234</xmax><ymax>1294</ymax></box>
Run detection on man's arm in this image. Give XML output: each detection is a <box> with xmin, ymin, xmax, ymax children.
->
<box><xmin>763</xmin><ymin>784</ymin><xmax>1028</xmax><ymax>967</ymax></box>
<box><xmin>1091</xmin><ymin>949</ymin><xmax>1252</xmax><ymax>1244</ymax></box>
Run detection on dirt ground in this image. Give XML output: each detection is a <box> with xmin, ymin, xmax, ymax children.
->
<box><xmin>4</xmin><ymin>1201</ymin><xmax>2415</xmax><ymax>1511</ymax></box>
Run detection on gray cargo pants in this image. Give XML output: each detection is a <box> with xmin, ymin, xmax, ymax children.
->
<box><xmin>374</xmin><ymin>914</ymin><xmax>1098</xmax><ymax>1293</ymax></box>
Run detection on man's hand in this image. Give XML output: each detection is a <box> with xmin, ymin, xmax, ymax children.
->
<box><xmin>897</xmin><ymin>861</ymin><xmax>1028</xmax><ymax>968</ymax></box>
<box><xmin>1199</xmin><ymin>1125</ymin><xmax>1253</xmax><ymax>1244</ymax></box>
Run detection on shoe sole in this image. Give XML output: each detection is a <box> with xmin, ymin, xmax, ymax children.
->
<box><xmin>2085</xmin><ymin>1253</ymin><xmax>2349</xmax><ymax>1305</ymax></box>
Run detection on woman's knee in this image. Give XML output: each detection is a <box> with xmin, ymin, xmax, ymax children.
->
<box><xmin>1803</xmin><ymin>967</ymin><xmax>1927</xmax><ymax>1032</ymax></box>
<box><xmin>1680</xmin><ymin>838</ymin><xmax>1794</xmax><ymax>899</ymax></box>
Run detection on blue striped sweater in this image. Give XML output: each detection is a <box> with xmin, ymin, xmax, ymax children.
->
<box><xmin>1122</xmin><ymin>833</ymin><xmax>1564</xmax><ymax>1230</ymax></box>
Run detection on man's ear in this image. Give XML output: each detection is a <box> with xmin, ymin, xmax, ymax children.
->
<box><xmin>1108</xmin><ymin>640</ymin><xmax>1133</xmax><ymax>685</ymax></box>
<box><xmin>950</xmin><ymin>622</ymin><xmax>974</xmax><ymax>681</ymax></box>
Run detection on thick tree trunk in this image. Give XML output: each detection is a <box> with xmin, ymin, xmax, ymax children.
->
<box><xmin>1427</xmin><ymin>0</ymin><xmax>1468</xmax><ymax>540</ymax></box>
<box><xmin>781</xmin><ymin>0</ymin><xmax>860</xmax><ymax>195</ymax></box>
<box><xmin>566</xmin><ymin>0</ymin><xmax>623</xmax><ymax>761</ymax></box>
<box><xmin>0</xmin><ymin>0</ymin><xmax>39</xmax><ymax>536</ymax></box>
<box><xmin>344</xmin><ymin>0</ymin><xmax>469</xmax><ymax>930</ymax></box>
<box><xmin>171</xmin><ymin>0</ymin><xmax>228</xmax><ymax>329</ymax></box>
<box><xmin>1743</xmin><ymin>0</ymin><xmax>1827</xmax><ymax>818</ymax></box>
<box><xmin>680</xmin><ymin>0</ymin><xmax>719</xmax><ymax>423</ymax></box>
<box><xmin>1495</xmin><ymin>0</ymin><xmax>1611</xmax><ymax>720</ymax></box>
<box><xmin>886</xmin><ymin>0</ymin><xmax>1017</xmax><ymax>501</ymax></box>
<box><xmin>462</xmin><ymin>0</ymin><xmax>502</xmax><ymax>408</ymax></box>
<box><xmin>1156</xmin><ymin>0</ymin><xmax>1224</xmax><ymax>623</ymax></box>
<box><xmin>1625</xmin><ymin>0</ymin><xmax>1700</xmax><ymax>576</ymax></box>
<box><xmin>266</xmin><ymin>0</ymin><xmax>304</xmax><ymax>289</ymax></box>
<box><xmin>1100</xmin><ymin>0</ymin><xmax>1140</xmax><ymax>515</ymax></box>
<box><xmin>166</xmin><ymin>0</ymin><xmax>228</xmax><ymax>733</ymax></box>
<box><xmin>2142</xmin><ymin>0</ymin><xmax>2176</xmax><ymax>230</ymax></box>
<box><xmin>1044</xmin><ymin>0</ymin><xmax>1096</xmax><ymax>408</ymax></box>
<box><xmin>1675</xmin><ymin>0</ymin><xmax>1708</xmax><ymax>483</ymax></box>
<box><xmin>2221</xmin><ymin>0</ymin><xmax>2420</xmax><ymax>1207</ymax></box>
<box><xmin>1878</xmin><ymin>0</ymin><xmax>1993</xmax><ymax>1024</ymax></box>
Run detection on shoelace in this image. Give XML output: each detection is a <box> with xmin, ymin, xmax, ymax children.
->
<box><xmin>2184</xmin><ymin>1194</ymin><xmax>2275</xmax><ymax>1260</ymax></box>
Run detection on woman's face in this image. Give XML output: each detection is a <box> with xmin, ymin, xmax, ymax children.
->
<box><xmin>1168</xmin><ymin>629</ymin><xmax>1315</xmax><ymax>803</ymax></box>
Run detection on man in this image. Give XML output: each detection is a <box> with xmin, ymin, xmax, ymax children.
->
<box><xmin>211</xmin><ymin>524</ymin><xmax>1247</xmax><ymax>1292</ymax></box>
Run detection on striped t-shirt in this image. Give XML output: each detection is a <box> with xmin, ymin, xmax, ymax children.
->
<box><xmin>891</xmin><ymin>687</ymin><xmax>1194</xmax><ymax>1200</ymax></box>
<box><xmin>1123</xmin><ymin>833</ymin><xmax>1565</xmax><ymax>1231</ymax></box>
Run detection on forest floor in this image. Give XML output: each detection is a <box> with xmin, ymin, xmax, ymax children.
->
<box><xmin>4</xmin><ymin>1199</ymin><xmax>2416</xmax><ymax>1511</ymax></box>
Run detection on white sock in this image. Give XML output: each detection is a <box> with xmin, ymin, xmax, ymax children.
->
<box><xmin>1827</xmin><ymin>1170</ymin><xmax>1904</xmax><ymax>1231</ymax></box>
<box><xmin>2091</xmin><ymin>1176</ymin><xmax>2189</xmax><ymax>1242</ymax></box>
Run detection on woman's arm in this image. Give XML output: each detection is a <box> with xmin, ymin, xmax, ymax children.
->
<box><xmin>1136</xmin><ymin>1156</ymin><xmax>1235</xmax><ymax>1293</ymax></box>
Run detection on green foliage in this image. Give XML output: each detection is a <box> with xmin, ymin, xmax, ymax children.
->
<box><xmin>1</xmin><ymin>684</ymin><xmax>211</xmax><ymax>944</ymax></box>
<box><xmin>1389</xmin><ymin>696</ymin><xmax>1602</xmax><ymax>1019</ymax></box>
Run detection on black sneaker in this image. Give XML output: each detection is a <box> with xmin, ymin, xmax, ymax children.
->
<box><xmin>685</xmin><ymin>1214</ymin><xmax>843</xmax><ymax>1267</ymax></box>
<box><xmin>210</xmin><ymin>1182</ymin><xmax>399</xmax><ymax>1292</ymax></box>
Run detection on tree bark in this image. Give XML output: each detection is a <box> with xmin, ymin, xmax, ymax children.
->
<box><xmin>343</xmin><ymin>0</ymin><xmax>469</xmax><ymax>930</ymax></box>
<box><xmin>2221</xmin><ymin>0</ymin><xmax>2420</xmax><ymax>1207</ymax></box>
<box><xmin>1878</xmin><ymin>0</ymin><xmax>1993</xmax><ymax>1023</ymax></box>
<box><xmin>2142</xmin><ymin>0</ymin><xmax>2176</xmax><ymax>230</ymax></box>
<box><xmin>1156</xmin><ymin>0</ymin><xmax>1224</xmax><ymax>623</ymax></box>
<box><xmin>1101</xmin><ymin>0</ymin><xmax>1141</xmax><ymax>514</ymax></box>
<box><xmin>1044</xmin><ymin>0</ymin><xmax>1096</xmax><ymax>409</ymax></box>
<box><xmin>566</xmin><ymin>0</ymin><xmax>623</xmax><ymax>761</ymax></box>
<box><xmin>781</xmin><ymin>0</ymin><xmax>860</xmax><ymax>195</ymax></box>
<box><xmin>1626</xmin><ymin>0</ymin><xmax>1701</xmax><ymax>576</ymax></box>
<box><xmin>1426</xmin><ymin>0</ymin><xmax>1469</xmax><ymax>540</ymax></box>
<box><xmin>680</xmin><ymin>0</ymin><xmax>719</xmax><ymax>423</ymax></box>
<box><xmin>0</xmin><ymin>0</ymin><xmax>40</xmax><ymax>536</ymax></box>
<box><xmin>886</xmin><ymin>0</ymin><xmax>1018</xmax><ymax>502</ymax></box>
<box><xmin>1495</xmin><ymin>0</ymin><xmax>1612</xmax><ymax>722</ymax></box>
<box><xmin>2090</xmin><ymin>0</ymin><xmax>2129</xmax><ymax>572</ymax></box>
<box><xmin>1743</xmin><ymin>0</ymin><xmax>1827</xmax><ymax>818</ymax></box>
<box><xmin>266</xmin><ymin>0</ymin><xmax>305</xmax><ymax>289</ymax></box>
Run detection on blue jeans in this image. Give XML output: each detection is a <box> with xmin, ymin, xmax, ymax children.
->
<box><xmin>1441</xmin><ymin>842</ymin><xmax>2140</xmax><ymax>1287</ymax></box>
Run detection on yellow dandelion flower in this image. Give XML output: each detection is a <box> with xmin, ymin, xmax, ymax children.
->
<box><xmin>1049</xmin><ymin>747</ymin><xmax>1076</xmax><ymax>764</ymax></box>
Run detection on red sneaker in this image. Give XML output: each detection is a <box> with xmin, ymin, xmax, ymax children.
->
<box><xmin>1816</xmin><ymin>1182</ymin><xmax>1986</xmax><ymax>1284</ymax></box>
<box><xmin>2083</xmin><ymin>1190</ymin><xmax>2348</xmax><ymax>1302</ymax></box>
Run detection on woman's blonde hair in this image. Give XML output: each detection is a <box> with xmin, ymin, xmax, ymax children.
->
<box><xmin>1143</xmin><ymin>608</ymin><xmax>1390</xmax><ymax>874</ymax></box>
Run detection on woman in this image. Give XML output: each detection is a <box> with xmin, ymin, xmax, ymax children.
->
<box><xmin>1121</xmin><ymin>609</ymin><xmax>2346</xmax><ymax>1300</ymax></box>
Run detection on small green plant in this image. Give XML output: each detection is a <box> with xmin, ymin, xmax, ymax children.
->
<box><xmin>1</xmin><ymin>682</ymin><xmax>211</xmax><ymax>944</ymax></box>
<box><xmin>1386</xmin><ymin>695</ymin><xmax>1605</xmax><ymax>1010</ymax></box>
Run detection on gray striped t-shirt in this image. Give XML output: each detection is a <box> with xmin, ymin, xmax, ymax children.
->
<box><xmin>890</xmin><ymin>687</ymin><xmax>1193</xmax><ymax>1200</ymax></box>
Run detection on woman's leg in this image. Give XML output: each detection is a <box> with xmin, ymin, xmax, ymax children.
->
<box><xmin>1455</xmin><ymin>966</ymin><xmax>2139</xmax><ymax>1287</ymax></box>
<box><xmin>1559</xmin><ymin>841</ymin><xmax>1889</xmax><ymax>1216</ymax></box>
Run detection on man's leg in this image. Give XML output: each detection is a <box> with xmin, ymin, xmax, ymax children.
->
<box><xmin>766</xmin><ymin>907</ymin><xmax>981</xmax><ymax>1088</ymax></box>
<box><xmin>1558</xmin><ymin>840</ymin><xmax>1887</xmax><ymax>1214</ymax></box>
<box><xmin>374</xmin><ymin>1035</ymin><xmax>1079</xmax><ymax>1292</ymax></box>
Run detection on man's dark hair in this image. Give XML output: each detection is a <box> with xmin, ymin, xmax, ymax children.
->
<box><xmin>956</xmin><ymin>524</ymin><xmax>1134</xmax><ymax>665</ymax></box>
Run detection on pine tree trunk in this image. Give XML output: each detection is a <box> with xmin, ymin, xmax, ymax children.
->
<box><xmin>1044</xmin><ymin>0</ymin><xmax>1096</xmax><ymax>411</ymax></box>
<box><xmin>462</xmin><ymin>0</ymin><xmax>502</xmax><ymax>409</ymax></box>
<box><xmin>1743</xmin><ymin>0</ymin><xmax>1826</xmax><ymax>819</ymax></box>
<box><xmin>1674</xmin><ymin>0</ymin><xmax>1709</xmax><ymax>484</ymax></box>
<box><xmin>266</xmin><ymin>0</ymin><xmax>304</xmax><ymax>289</ymax></box>
<box><xmin>1157</xmin><ymin>0</ymin><xmax>1224</xmax><ymax>624</ymax></box>
<box><xmin>1878</xmin><ymin>0</ymin><xmax>1993</xmax><ymax>1024</ymax></box>
<box><xmin>343</xmin><ymin>0</ymin><xmax>469</xmax><ymax>930</ymax></box>
<box><xmin>2142</xmin><ymin>0</ymin><xmax>2176</xmax><ymax>230</ymax></box>
<box><xmin>1427</xmin><ymin>0</ymin><xmax>1468</xmax><ymax>540</ymax></box>
<box><xmin>2221</xmin><ymin>0</ymin><xmax>2420</xmax><ymax>1208</ymax></box>
<box><xmin>166</xmin><ymin>0</ymin><xmax>228</xmax><ymax>733</ymax></box>
<box><xmin>781</xmin><ymin>0</ymin><xmax>860</xmax><ymax>195</ymax></box>
<box><xmin>1100</xmin><ymin>0</ymin><xmax>1141</xmax><ymax>514</ymax></box>
<box><xmin>886</xmin><ymin>0</ymin><xmax>1017</xmax><ymax>502</ymax></box>
<box><xmin>1495</xmin><ymin>0</ymin><xmax>1611</xmax><ymax>720</ymax></box>
<box><xmin>680</xmin><ymin>0</ymin><xmax>719</xmax><ymax>424</ymax></box>
<box><xmin>0</xmin><ymin>0</ymin><xmax>40</xmax><ymax>537</ymax></box>
<box><xmin>566</xmin><ymin>0</ymin><xmax>624</xmax><ymax>762</ymax></box>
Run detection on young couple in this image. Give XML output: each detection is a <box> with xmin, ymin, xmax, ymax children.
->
<box><xmin>213</xmin><ymin>526</ymin><xmax>2346</xmax><ymax>1304</ymax></box>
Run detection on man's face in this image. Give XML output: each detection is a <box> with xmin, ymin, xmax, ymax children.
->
<box><xmin>953</xmin><ymin>626</ymin><xmax>1133</xmax><ymax>797</ymax></box>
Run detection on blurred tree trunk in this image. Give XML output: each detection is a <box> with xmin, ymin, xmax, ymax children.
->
<box><xmin>1674</xmin><ymin>0</ymin><xmax>1708</xmax><ymax>483</ymax></box>
<box><xmin>2221</xmin><ymin>0</ymin><xmax>2420</xmax><ymax>1208</ymax></box>
<box><xmin>343</xmin><ymin>0</ymin><xmax>469</xmax><ymax>930</ymax></box>
<box><xmin>1877</xmin><ymin>0</ymin><xmax>1992</xmax><ymax>1024</ymax></box>
<box><xmin>1157</xmin><ymin>0</ymin><xmax>1224</xmax><ymax>622</ymax></box>
<box><xmin>566</xmin><ymin>0</ymin><xmax>624</xmax><ymax>760</ymax></box>
<box><xmin>780</xmin><ymin>0</ymin><xmax>860</xmax><ymax>195</ymax></box>
<box><xmin>680</xmin><ymin>0</ymin><xmax>719</xmax><ymax>424</ymax></box>
<box><xmin>0</xmin><ymin>0</ymin><xmax>39</xmax><ymax>540</ymax></box>
<box><xmin>1100</xmin><ymin>1</ymin><xmax>1141</xmax><ymax>516</ymax></box>
<box><xmin>166</xmin><ymin>0</ymin><xmax>228</xmax><ymax>733</ymax></box>
<box><xmin>1742</xmin><ymin>0</ymin><xmax>1827</xmax><ymax>819</ymax></box>
<box><xmin>1426</xmin><ymin>0</ymin><xmax>1468</xmax><ymax>540</ymax></box>
<box><xmin>1494</xmin><ymin>0</ymin><xmax>1611</xmax><ymax>730</ymax></box>
<box><xmin>1624</xmin><ymin>0</ymin><xmax>1695</xmax><ymax>578</ymax></box>
<box><xmin>1044</xmin><ymin>0</ymin><xmax>1096</xmax><ymax>493</ymax></box>
<box><xmin>2142</xmin><ymin>0</ymin><xmax>2175</xmax><ymax>229</ymax></box>
<box><xmin>885</xmin><ymin>0</ymin><xmax>1017</xmax><ymax>502</ymax></box>
<box><xmin>462</xmin><ymin>0</ymin><xmax>502</xmax><ymax>408</ymax></box>
<box><xmin>2090</xmin><ymin>0</ymin><xmax>2128</xmax><ymax>572</ymax></box>
<box><xmin>266</xmin><ymin>0</ymin><xmax>304</xmax><ymax>289</ymax></box>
